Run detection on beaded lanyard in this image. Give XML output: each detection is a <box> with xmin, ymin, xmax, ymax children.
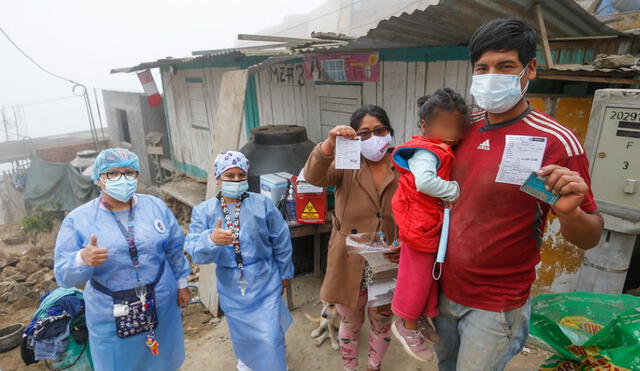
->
<box><xmin>219</xmin><ymin>193</ymin><xmax>249</xmax><ymax>296</ymax></box>
<box><xmin>100</xmin><ymin>197</ymin><xmax>158</xmax><ymax>355</ymax></box>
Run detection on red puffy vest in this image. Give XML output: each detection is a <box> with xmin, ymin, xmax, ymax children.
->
<box><xmin>391</xmin><ymin>137</ymin><xmax>455</xmax><ymax>253</ymax></box>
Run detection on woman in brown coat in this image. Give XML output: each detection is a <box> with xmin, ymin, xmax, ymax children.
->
<box><xmin>303</xmin><ymin>105</ymin><xmax>399</xmax><ymax>371</ymax></box>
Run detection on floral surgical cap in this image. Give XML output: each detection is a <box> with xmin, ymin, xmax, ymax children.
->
<box><xmin>214</xmin><ymin>151</ymin><xmax>249</xmax><ymax>178</ymax></box>
<box><xmin>91</xmin><ymin>148</ymin><xmax>140</xmax><ymax>184</ymax></box>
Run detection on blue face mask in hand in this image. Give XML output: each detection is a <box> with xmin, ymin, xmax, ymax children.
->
<box><xmin>221</xmin><ymin>180</ymin><xmax>249</xmax><ymax>199</ymax></box>
<box><xmin>103</xmin><ymin>177</ymin><xmax>137</xmax><ymax>202</ymax></box>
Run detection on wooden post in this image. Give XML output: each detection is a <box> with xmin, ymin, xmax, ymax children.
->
<box><xmin>198</xmin><ymin>69</ymin><xmax>249</xmax><ymax>317</ymax></box>
<box><xmin>535</xmin><ymin>3</ymin><xmax>554</xmax><ymax>68</ymax></box>
<box><xmin>204</xmin><ymin>69</ymin><xmax>249</xmax><ymax>199</ymax></box>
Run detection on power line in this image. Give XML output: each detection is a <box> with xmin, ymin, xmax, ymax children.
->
<box><xmin>0</xmin><ymin>25</ymin><xmax>77</xmax><ymax>84</ymax></box>
<box><xmin>4</xmin><ymin>95</ymin><xmax>80</xmax><ymax>109</ymax></box>
<box><xmin>2</xmin><ymin>96</ymin><xmax>81</xmax><ymax>140</ymax></box>
<box><xmin>0</xmin><ymin>24</ymin><xmax>100</xmax><ymax>150</ymax></box>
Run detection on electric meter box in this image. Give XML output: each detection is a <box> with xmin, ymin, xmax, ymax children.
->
<box><xmin>585</xmin><ymin>89</ymin><xmax>640</xmax><ymax>221</ymax></box>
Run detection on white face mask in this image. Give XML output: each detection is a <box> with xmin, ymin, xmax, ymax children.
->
<box><xmin>361</xmin><ymin>133</ymin><xmax>392</xmax><ymax>162</ymax></box>
<box><xmin>470</xmin><ymin>67</ymin><xmax>529</xmax><ymax>114</ymax></box>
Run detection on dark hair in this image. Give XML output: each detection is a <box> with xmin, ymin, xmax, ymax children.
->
<box><xmin>350</xmin><ymin>104</ymin><xmax>394</xmax><ymax>136</ymax></box>
<box><xmin>417</xmin><ymin>88</ymin><xmax>468</xmax><ymax>125</ymax></box>
<box><xmin>469</xmin><ymin>18</ymin><xmax>537</xmax><ymax>66</ymax></box>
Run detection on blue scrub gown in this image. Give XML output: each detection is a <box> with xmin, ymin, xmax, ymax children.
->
<box><xmin>54</xmin><ymin>194</ymin><xmax>190</xmax><ymax>371</ymax></box>
<box><xmin>185</xmin><ymin>192</ymin><xmax>294</xmax><ymax>371</ymax></box>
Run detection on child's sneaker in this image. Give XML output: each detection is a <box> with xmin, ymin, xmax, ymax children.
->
<box><xmin>391</xmin><ymin>319</ymin><xmax>434</xmax><ymax>362</ymax></box>
<box><xmin>418</xmin><ymin>317</ymin><xmax>440</xmax><ymax>344</ymax></box>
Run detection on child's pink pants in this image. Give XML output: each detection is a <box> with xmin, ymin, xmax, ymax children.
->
<box><xmin>392</xmin><ymin>245</ymin><xmax>439</xmax><ymax>321</ymax></box>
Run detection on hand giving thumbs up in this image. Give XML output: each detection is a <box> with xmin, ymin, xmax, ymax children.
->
<box><xmin>211</xmin><ymin>218</ymin><xmax>234</xmax><ymax>246</ymax></box>
<box><xmin>79</xmin><ymin>234</ymin><xmax>109</xmax><ymax>266</ymax></box>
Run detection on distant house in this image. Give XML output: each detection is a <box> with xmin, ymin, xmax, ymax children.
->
<box><xmin>101</xmin><ymin>90</ymin><xmax>171</xmax><ymax>185</ymax></box>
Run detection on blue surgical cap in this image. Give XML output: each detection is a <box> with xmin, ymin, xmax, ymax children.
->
<box><xmin>92</xmin><ymin>148</ymin><xmax>140</xmax><ymax>184</ymax></box>
<box><xmin>214</xmin><ymin>151</ymin><xmax>249</xmax><ymax>178</ymax></box>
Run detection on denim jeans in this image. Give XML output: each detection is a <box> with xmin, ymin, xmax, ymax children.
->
<box><xmin>434</xmin><ymin>293</ymin><xmax>531</xmax><ymax>371</ymax></box>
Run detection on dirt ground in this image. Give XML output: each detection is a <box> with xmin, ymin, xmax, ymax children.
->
<box><xmin>182</xmin><ymin>275</ymin><xmax>551</xmax><ymax>371</ymax></box>
<box><xmin>0</xmin><ymin>214</ymin><xmax>550</xmax><ymax>371</ymax></box>
<box><xmin>0</xmin><ymin>275</ymin><xmax>550</xmax><ymax>371</ymax></box>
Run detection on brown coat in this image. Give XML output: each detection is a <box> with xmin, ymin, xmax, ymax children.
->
<box><xmin>304</xmin><ymin>143</ymin><xmax>399</xmax><ymax>308</ymax></box>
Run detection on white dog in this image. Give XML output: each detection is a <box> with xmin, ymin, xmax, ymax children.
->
<box><xmin>304</xmin><ymin>301</ymin><xmax>340</xmax><ymax>350</ymax></box>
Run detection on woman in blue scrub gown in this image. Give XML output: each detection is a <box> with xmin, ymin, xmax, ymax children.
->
<box><xmin>54</xmin><ymin>148</ymin><xmax>191</xmax><ymax>371</ymax></box>
<box><xmin>185</xmin><ymin>151</ymin><xmax>294</xmax><ymax>371</ymax></box>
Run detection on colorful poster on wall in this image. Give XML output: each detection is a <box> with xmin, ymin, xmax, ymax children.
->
<box><xmin>304</xmin><ymin>52</ymin><xmax>380</xmax><ymax>82</ymax></box>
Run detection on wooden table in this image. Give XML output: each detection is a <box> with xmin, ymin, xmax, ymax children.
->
<box><xmin>285</xmin><ymin>221</ymin><xmax>332</xmax><ymax>309</ymax></box>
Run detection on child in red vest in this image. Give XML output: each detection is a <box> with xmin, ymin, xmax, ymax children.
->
<box><xmin>390</xmin><ymin>88</ymin><xmax>468</xmax><ymax>362</ymax></box>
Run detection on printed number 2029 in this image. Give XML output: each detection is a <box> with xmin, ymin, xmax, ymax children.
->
<box><xmin>622</xmin><ymin>161</ymin><xmax>630</xmax><ymax>170</ymax></box>
<box><xmin>610</xmin><ymin>110</ymin><xmax>640</xmax><ymax>121</ymax></box>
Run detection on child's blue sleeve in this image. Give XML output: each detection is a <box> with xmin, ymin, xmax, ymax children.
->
<box><xmin>407</xmin><ymin>149</ymin><xmax>459</xmax><ymax>202</ymax></box>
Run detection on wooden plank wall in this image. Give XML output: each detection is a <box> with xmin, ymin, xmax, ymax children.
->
<box><xmin>253</xmin><ymin>63</ymin><xmax>318</xmax><ymax>141</ymax></box>
<box><xmin>161</xmin><ymin>58</ymin><xmax>473</xmax><ymax>176</ymax></box>
<box><xmin>162</xmin><ymin>66</ymin><xmax>239</xmax><ymax>177</ymax></box>
<box><xmin>253</xmin><ymin>59</ymin><xmax>473</xmax><ymax>144</ymax></box>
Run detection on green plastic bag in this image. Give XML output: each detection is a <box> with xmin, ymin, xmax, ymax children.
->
<box><xmin>530</xmin><ymin>292</ymin><xmax>640</xmax><ymax>371</ymax></box>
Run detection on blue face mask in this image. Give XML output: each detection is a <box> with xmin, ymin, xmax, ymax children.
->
<box><xmin>103</xmin><ymin>177</ymin><xmax>138</xmax><ymax>202</ymax></box>
<box><xmin>470</xmin><ymin>67</ymin><xmax>529</xmax><ymax>114</ymax></box>
<box><xmin>221</xmin><ymin>180</ymin><xmax>249</xmax><ymax>199</ymax></box>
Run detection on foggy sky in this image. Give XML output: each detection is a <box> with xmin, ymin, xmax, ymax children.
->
<box><xmin>0</xmin><ymin>0</ymin><xmax>325</xmax><ymax>139</ymax></box>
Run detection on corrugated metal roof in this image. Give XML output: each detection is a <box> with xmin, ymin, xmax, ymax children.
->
<box><xmin>113</xmin><ymin>0</ymin><xmax>631</xmax><ymax>73</ymax></box>
<box><xmin>299</xmin><ymin>0</ymin><xmax>625</xmax><ymax>52</ymax></box>
<box><xmin>110</xmin><ymin>51</ymin><xmax>248</xmax><ymax>74</ymax></box>
<box><xmin>543</xmin><ymin>63</ymin><xmax>640</xmax><ymax>73</ymax></box>
<box><xmin>112</xmin><ymin>45</ymin><xmax>312</xmax><ymax>73</ymax></box>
